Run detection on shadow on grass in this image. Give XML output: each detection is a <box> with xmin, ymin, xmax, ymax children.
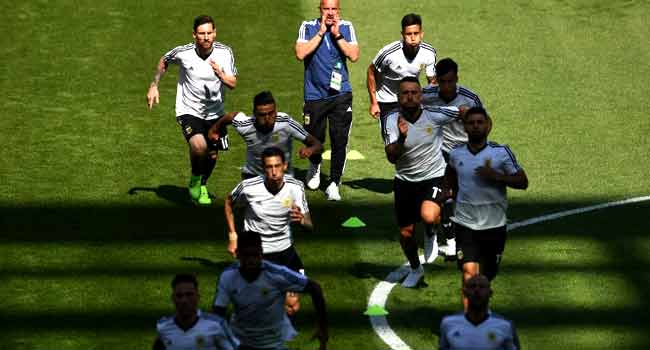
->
<box><xmin>342</xmin><ymin>178</ymin><xmax>393</xmax><ymax>194</ymax></box>
<box><xmin>128</xmin><ymin>185</ymin><xmax>193</xmax><ymax>207</ymax></box>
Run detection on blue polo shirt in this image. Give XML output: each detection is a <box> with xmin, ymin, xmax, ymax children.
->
<box><xmin>297</xmin><ymin>18</ymin><xmax>358</xmax><ymax>101</ymax></box>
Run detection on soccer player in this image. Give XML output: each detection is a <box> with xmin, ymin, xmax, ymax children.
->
<box><xmin>439</xmin><ymin>274</ymin><xmax>520</xmax><ymax>350</ymax></box>
<box><xmin>213</xmin><ymin>231</ymin><xmax>328</xmax><ymax>350</ymax></box>
<box><xmin>207</xmin><ymin>91</ymin><xmax>322</xmax><ymax>179</ymax></box>
<box><xmin>422</xmin><ymin>58</ymin><xmax>484</xmax><ymax>258</ymax></box>
<box><xmin>367</xmin><ymin>13</ymin><xmax>437</xmax><ymax>140</ymax></box>
<box><xmin>295</xmin><ymin>0</ymin><xmax>359</xmax><ymax>201</ymax></box>
<box><xmin>146</xmin><ymin>15</ymin><xmax>237</xmax><ymax>205</ymax></box>
<box><xmin>444</xmin><ymin>107</ymin><xmax>528</xmax><ymax>297</ymax></box>
<box><xmin>154</xmin><ymin>273</ymin><xmax>238</xmax><ymax>350</ymax></box>
<box><xmin>384</xmin><ymin>77</ymin><xmax>462</xmax><ymax>287</ymax></box>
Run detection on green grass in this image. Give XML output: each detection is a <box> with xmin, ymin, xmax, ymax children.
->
<box><xmin>2</xmin><ymin>0</ymin><xmax>650</xmax><ymax>349</ymax></box>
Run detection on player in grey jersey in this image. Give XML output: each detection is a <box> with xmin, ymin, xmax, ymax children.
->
<box><xmin>422</xmin><ymin>58</ymin><xmax>484</xmax><ymax>258</ymax></box>
<box><xmin>384</xmin><ymin>77</ymin><xmax>463</xmax><ymax>287</ymax></box>
<box><xmin>208</xmin><ymin>91</ymin><xmax>322</xmax><ymax>179</ymax></box>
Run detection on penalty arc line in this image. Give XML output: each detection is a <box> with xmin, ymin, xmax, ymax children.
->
<box><xmin>367</xmin><ymin>195</ymin><xmax>650</xmax><ymax>350</ymax></box>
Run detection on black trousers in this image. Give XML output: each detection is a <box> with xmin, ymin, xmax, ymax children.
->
<box><xmin>303</xmin><ymin>93</ymin><xmax>353</xmax><ymax>184</ymax></box>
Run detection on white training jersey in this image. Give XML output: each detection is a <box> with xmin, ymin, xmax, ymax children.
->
<box><xmin>230</xmin><ymin>175</ymin><xmax>309</xmax><ymax>253</ymax></box>
<box><xmin>232</xmin><ymin>112</ymin><xmax>309</xmax><ymax>176</ymax></box>
<box><xmin>439</xmin><ymin>312</ymin><xmax>520</xmax><ymax>350</ymax></box>
<box><xmin>163</xmin><ymin>42</ymin><xmax>237</xmax><ymax>120</ymax></box>
<box><xmin>384</xmin><ymin>106</ymin><xmax>459</xmax><ymax>182</ymax></box>
<box><xmin>448</xmin><ymin>142</ymin><xmax>523</xmax><ymax>230</ymax></box>
<box><xmin>422</xmin><ymin>84</ymin><xmax>484</xmax><ymax>153</ymax></box>
<box><xmin>372</xmin><ymin>41</ymin><xmax>437</xmax><ymax>103</ymax></box>
<box><xmin>156</xmin><ymin>310</ymin><xmax>239</xmax><ymax>350</ymax></box>
<box><xmin>213</xmin><ymin>261</ymin><xmax>308</xmax><ymax>349</ymax></box>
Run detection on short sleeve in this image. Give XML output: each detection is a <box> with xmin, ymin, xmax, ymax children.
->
<box><xmin>287</xmin><ymin>116</ymin><xmax>309</xmax><ymax>141</ymax></box>
<box><xmin>297</xmin><ymin>21</ymin><xmax>310</xmax><ymax>43</ymax></box>
<box><xmin>384</xmin><ymin>112</ymin><xmax>400</xmax><ymax>145</ymax></box>
<box><xmin>438</xmin><ymin>319</ymin><xmax>450</xmax><ymax>350</ymax></box>
<box><xmin>220</xmin><ymin>47</ymin><xmax>237</xmax><ymax>76</ymax></box>
<box><xmin>269</xmin><ymin>263</ymin><xmax>309</xmax><ymax>292</ymax></box>
<box><xmin>426</xmin><ymin>106</ymin><xmax>460</xmax><ymax>125</ymax></box>
<box><xmin>162</xmin><ymin>44</ymin><xmax>189</xmax><ymax>65</ymax></box>
<box><xmin>500</xmin><ymin>146</ymin><xmax>522</xmax><ymax>175</ymax></box>
<box><xmin>213</xmin><ymin>273</ymin><xmax>231</xmax><ymax>308</ymax></box>
<box><xmin>230</xmin><ymin>182</ymin><xmax>247</xmax><ymax>205</ymax></box>
<box><xmin>345</xmin><ymin>22</ymin><xmax>358</xmax><ymax>44</ymax></box>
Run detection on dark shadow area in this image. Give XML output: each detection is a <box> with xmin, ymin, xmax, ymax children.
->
<box><xmin>180</xmin><ymin>256</ymin><xmax>231</xmax><ymax>270</ymax></box>
<box><xmin>1</xmin><ymin>199</ymin><xmax>648</xmax><ymax>242</ymax></box>
<box><xmin>342</xmin><ymin>178</ymin><xmax>393</xmax><ymax>194</ymax></box>
<box><xmin>127</xmin><ymin>185</ymin><xmax>193</xmax><ymax>207</ymax></box>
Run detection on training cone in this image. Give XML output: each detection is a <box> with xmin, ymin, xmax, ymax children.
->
<box><xmin>342</xmin><ymin>217</ymin><xmax>366</xmax><ymax>228</ymax></box>
<box><xmin>346</xmin><ymin>150</ymin><xmax>365</xmax><ymax>160</ymax></box>
<box><xmin>364</xmin><ymin>304</ymin><xmax>389</xmax><ymax>316</ymax></box>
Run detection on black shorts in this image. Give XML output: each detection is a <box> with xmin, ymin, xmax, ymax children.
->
<box><xmin>263</xmin><ymin>245</ymin><xmax>304</xmax><ymax>273</ymax></box>
<box><xmin>176</xmin><ymin>114</ymin><xmax>229</xmax><ymax>150</ymax></box>
<box><xmin>393</xmin><ymin>176</ymin><xmax>445</xmax><ymax>227</ymax></box>
<box><xmin>455</xmin><ymin>223</ymin><xmax>507</xmax><ymax>280</ymax></box>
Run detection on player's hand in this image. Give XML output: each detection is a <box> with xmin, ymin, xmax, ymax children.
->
<box><xmin>298</xmin><ymin>147</ymin><xmax>314</xmax><ymax>159</ymax></box>
<box><xmin>209</xmin><ymin>59</ymin><xmax>223</xmax><ymax>78</ymax></box>
<box><xmin>330</xmin><ymin>14</ymin><xmax>340</xmax><ymax>36</ymax></box>
<box><xmin>147</xmin><ymin>85</ymin><xmax>160</xmax><ymax>110</ymax></box>
<box><xmin>319</xmin><ymin>14</ymin><xmax>327</xmax><ymax>35</ymax></box>
<box><xmin>475</xmin><ymin>159</ymin><xmax>499</xmax><ymax>181</ymax></box>
<box><xmin>369</xmin><ymin>103</ymin><xmax>380</xmax><ymax>119</ymax></box>
<box><xmin>397</xmin><ymin>115</ymin><xmax>409</xmax><ymax>138</ymax></box>
<box><xmin>208</xmin><ymin>125</ymin><xmax>221</xmax><ymax>142</ymax></box>
<box><xmin>227</xmin><ymin>240</ymin><xmax>237</xmax><ymax>258</ymax></box>
<box><xmin>290</xmin><ymin>205</ymin><xmax>304</xmax><ymax>224</ymax></box>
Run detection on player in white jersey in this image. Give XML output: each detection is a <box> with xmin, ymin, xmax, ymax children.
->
<box><xmin>208</xmin><ymin>91</ymin><xmax>322</xmax><ymax>179</ymax></box>
<box><xmin>384</xmin><ymin>77</ymin><xmax>462</xmax><ymax>287</ymax></box>
<box><xmin>224</xmin><ymin>147</ymin><xmax>313</xmax><ymax>316</ymax></box>
<box><xmin>367</xmin><ymin>13</ymin><xmax>437</xmax><ymax>140</ymax></box>
<box><xmin>213</xmin><ymin>232</ymin><xmax>328</xmax><ymax>350</ymax></box>
<box><xmin>439</xmin><ymin>274</ymin><xmax>520</xmax><ymax>350</ymax></box>
<box><xmin>154</xmin><ymin>273</ymin><xmax>238</xmax><ymax>350</ymax></box>
<box><xmin>146</xmin><ymin>15</ymin><xmax>237</xmax><ymax>205</ymax></box>
<box><xmin>422</xmin><ymin>58</ymin><xmax>484</xmax><ymax>258</ymax></box>
<box><xmin>445</xmin><ymin>107</ymin><xmax>528</xmax><ymax>306</ymax></box>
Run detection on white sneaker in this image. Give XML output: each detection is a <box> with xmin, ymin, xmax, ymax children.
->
<box><xmin>401</xmin><ymin>265</ymin><xmax>424</xmax><ymax>288</ymax></box>
<box><xmin>305</xmin><ymin>163</ymin><xmax>321</xmax><ymax>190</ymax></box>
<box><xmin>423</xmin><ymin>233</ymin><xmax>438</xmax><ymax>264</ymax></box>
<box><xmin>439</xmin><ymin>238</ymin><xmax>456</xmax><ymax>257</ymax></box>
<box><xmin>325</xmin><ymin>182</ymin><xmax>341</xmax><ymax>201</ymax></box>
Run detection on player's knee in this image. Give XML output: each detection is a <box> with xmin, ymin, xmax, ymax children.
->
<box><xmin>421</xmin><ymin>202</ymin><xmax>441</xmax><ymax>225</ymax></box>
<box><xmin>285</xmin><ymin>293</ymin><xmax>301</xmax><ymax>316</ymax></box>
<box><xmin>189</xmin><ymin>135</ymin><xmax>208</xmax><ymax>153</ymax></box>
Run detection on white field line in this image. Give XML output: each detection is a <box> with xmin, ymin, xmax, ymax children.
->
<box><xmin>367</xmin><ymin>195</ymin><xmax>650</xmax><ymax>350</ymax></box>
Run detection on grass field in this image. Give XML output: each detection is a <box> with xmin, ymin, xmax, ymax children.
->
<box><xmin>2</xmin><ymin>0</ymin><xmax>650</xmax><ymax>349</ymax></box>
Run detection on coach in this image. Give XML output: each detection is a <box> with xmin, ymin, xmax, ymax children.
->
<box><xmin>295</xmin><ymin>0</ymin><xmax>359</xmax><ymax>201</ymax></box>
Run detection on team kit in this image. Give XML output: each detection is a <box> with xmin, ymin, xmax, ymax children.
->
<box><xmin>146</xmin><ymin>2</ymin><xmax>527</xmax><ymax>349</ymax></box>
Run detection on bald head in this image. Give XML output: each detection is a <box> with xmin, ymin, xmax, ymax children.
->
<box><xmin>320</xmin><ymin>0</ymin><xmax>340</xmax><ymax>26</ymax></box>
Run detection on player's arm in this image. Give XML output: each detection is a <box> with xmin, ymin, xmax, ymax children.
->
<box><xmin>443</xmin><ymin>164</ymin><xmax>458</xmax><ymax>200</ymax></box>
<box><xmin>384</xmin><ymin>116</ymin><xmax>408</xmax><ymax>164</ymax></box>
<box><xmin>147</xmin><ymin>57</ymin><xmax>168</xmax><ymax>110</ymax></box>
<box><xmin>330</xmin><ymin>16</ymin><xmax>359</xmax><ymax>62</ymax></box>
<box><xmin>298</xmin><ymin>134</ymin><xmax>323</xmax><ymax>158</ymax></box>
<box><xmin>366</xmin><ymin>64</ymin><xmax>380</xmax><ymax>119</ymax></box>
<box><xmin>290</xmin><ymin>206</ymin><xmax>313</xmax><ymax>231</ymax></box>
<box><xmin>152</xmin><ymin>336</ymin><xmax>165</xmax><ymax>350</ymax></box>
<box><xmin>295</xmin><ymin>17</ymin><xmax>327</xmax><ymax>61</ymax></box>
<box><xmin>208</xmin><ymin>111</ymin><xmax>238</xmax><ymax>142</ymax></box>
<box><xmin>475</xmin><ymin>166</ymin><xmax>528</xmax><ymax>190</ymax></box>
<box><xmin>302</xmin><ymin>279</ymin><xmax>328</xmax><ymax>350</ymax></box>
<box><xmin>224</xmin><ymin>194</ymin><xmax>238</xmax><ymax>257</ymax></box>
